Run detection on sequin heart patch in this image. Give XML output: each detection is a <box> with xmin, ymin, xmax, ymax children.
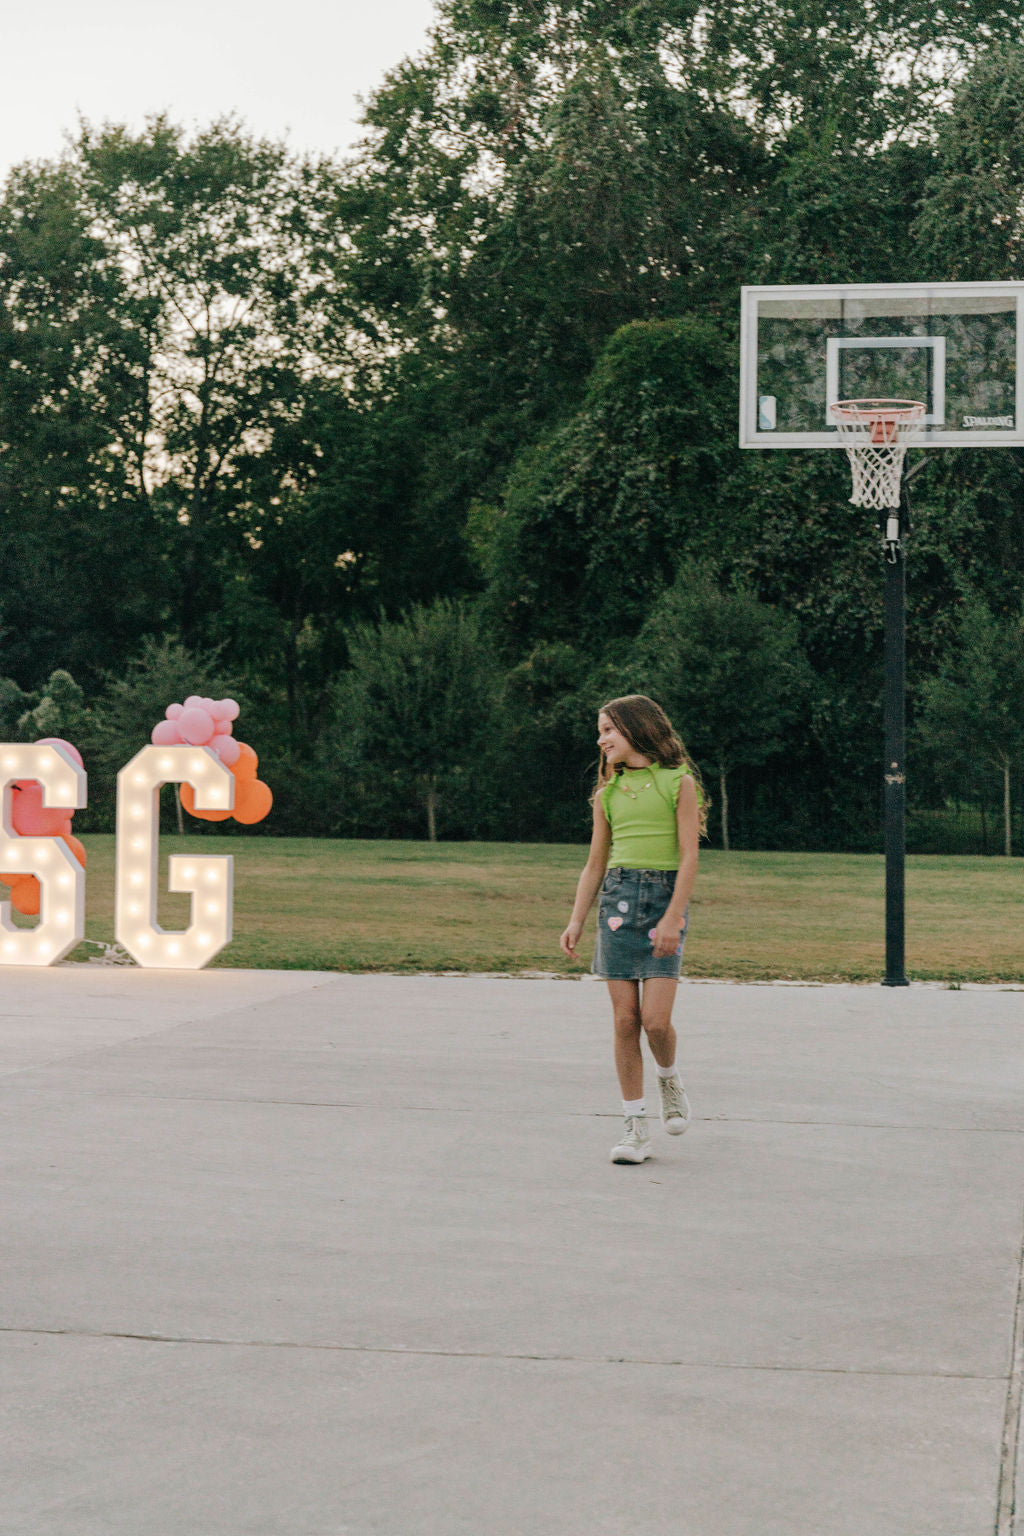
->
<box><xmin>607</xmin><ymin>916</ymin><xmax>623</xmax><ymax>931</ymax></box>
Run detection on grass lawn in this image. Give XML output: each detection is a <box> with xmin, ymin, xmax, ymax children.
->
<box><xmin>35</xmin><ymin>835</ymin><xmax>1024</xmax><ymax>983</ymax></box>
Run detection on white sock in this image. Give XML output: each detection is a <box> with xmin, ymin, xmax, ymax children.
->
<box><xmin>656</xmin><ymin>1063</ymin><xmax>678</xmax><ymax>1079</ymax></box>
<box><xmin>623</xmin><ymin>1098</ymin><xmax>645</xmax><ymax>1116</ymax></box>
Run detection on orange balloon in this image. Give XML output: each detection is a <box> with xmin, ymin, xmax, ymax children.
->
<box><xmin>232</xmin><ymin>778</ymin><xmax>273</xmax><ymax>825</ymax></box>
<box><xmin>1</xmin><ymin>874</ymin><xmax>29</xmax><ymax>913</ymax></box>
<box><xmin>61</xmin><ymin>833</ymin><xmax>87</xmax><ymax>867</ymax></box>
<box><xmin>11</xmin><ymin>874</ymin><xmax>40</xmax><ymax>916</ymax></box>
<box><xmin>179</xmin><ymin>782</ymin><xmax>232</xmax><ymax>823</ymax></box>
<box><xmin>233</xmin><ymin>742</ymin><xmax>258</xmax><ymax>782</ymax></box>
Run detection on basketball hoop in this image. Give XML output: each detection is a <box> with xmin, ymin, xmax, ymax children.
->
<box><xmin>829</xmin><ymin>399</ymin><xmax>926</xmax><ymax>509</ymax></box>
<box><xmin>742</xmin><ymin>282</ymin><xmax>1024</xmax><ymax>989</ymax></box>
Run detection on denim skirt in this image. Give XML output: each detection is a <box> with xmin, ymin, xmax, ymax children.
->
<box><xmin>592</xmin><ymin>867</ymin><xmax>687</xmax><ymax>981</ymax></box>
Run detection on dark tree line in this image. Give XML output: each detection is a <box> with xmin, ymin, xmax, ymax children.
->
<box><xmin>3</xmin><ymin>3</ymin><xmax>1024</xmax><ymax>849</ymax></box>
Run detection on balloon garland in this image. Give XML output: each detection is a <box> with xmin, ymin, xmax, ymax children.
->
<box><xmin>150</xmin><ymin>697</ymin><xmax>273</xmax><ymax>826</ymax></box>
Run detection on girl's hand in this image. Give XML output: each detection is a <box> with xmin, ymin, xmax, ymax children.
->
<box><xmin>652</xmin><ymin>916</ymin><xmax>684</xmax><ymax>958</ymax></box>
<box><xmin>560</xmin><ymin>920</ymin><xmax>583</xmax><ymax>960</ymax></box>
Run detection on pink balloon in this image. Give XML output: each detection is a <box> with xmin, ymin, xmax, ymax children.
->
<box><xmin>199</xmin><ymin>697</ymin><xmax>216</xmax><ymax>712</ymax></box>
<box><xmin>35</xmin><ymin>737</ymin><xmax>84</xmax><ymax>769</ymax></box>
<box><xmin>219</xmin><ymin>699</ymin><xmax>240</xmax><ymax>722</ymax></box>
<box><xmin>178</xmin><ymin>708</ymin><xmax>215</xmax><ymax>745</ymax></box>
<box><xmin>151</xmin><ymin>720</ymin><xmax>182</xmax><ymax>745</ymax></box>
<box><xmin>165</xmin><ymin>703</ymin><xmax>184</xmax><ymax>720</ymax></box>
<box><xmin>183</xmin><ymin>695</ymin><xmax>203</xmax><ymax>710</ymax></box>
<box><xmin>213</xmin><ymin>718</ymin><xmax>233</xmax><ymax>736</ymax></box>
<box><xmin>11</xmin><ymin>782</ymin><xmax>72</xmax><ymax>837</ymax></box>
<box><xmin>211</xmin><ymin>735</ymin><xmax>241</xmax><ymax>766</ymax></box>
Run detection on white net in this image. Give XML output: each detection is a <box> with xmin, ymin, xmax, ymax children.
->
<box><xmin>829</xmin><ymin>399</ymin><xmax>926</xmax><ymax>509</ymax></box>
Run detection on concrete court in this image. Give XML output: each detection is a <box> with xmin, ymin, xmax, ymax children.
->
<box><xmin>3</xmin><ymin>967</ymin><xmax>1024</xmax><ymax>1536</ymax></box>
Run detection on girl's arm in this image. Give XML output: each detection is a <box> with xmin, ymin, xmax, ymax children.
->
<box><xmin>559</xmin><ymin>793</ymin><xmax>612</xmax><ymax>961</ymax></box>
<box><xmin>652</xmin><ymin>775</ymin><xmax>700</xmax><ymax>958</ymax></box>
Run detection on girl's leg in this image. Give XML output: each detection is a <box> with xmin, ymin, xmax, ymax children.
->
<box><xmin>642</xmin><ymin>978</ymin><xmax>690</xmax><ymax>1133</ymax></box>
<box><xmin>606</xmin><ymin>979</ymin><xmax>643</xmax><ymax>1101</ymax></box>
<box><xmin>607</xmin><ymin>979</ymin><xmax>653</xmax><ymax>1163</ymax></box>
<box><xmin>639</xmin><ymin>978</ymin><xmax>679</xmax><ymax>1069</ymax></box>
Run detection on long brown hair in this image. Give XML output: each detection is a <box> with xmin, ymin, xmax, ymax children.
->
<box><xmin>594</xmin><ymin>694</ymin><xmax>709</xmax><ymax>834</ymax></box>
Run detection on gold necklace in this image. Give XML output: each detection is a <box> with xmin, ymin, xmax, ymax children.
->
<box><xmin>617</xmin><ymin>769</ymin><xmax>656</xmax><ymax>801</ymax></box>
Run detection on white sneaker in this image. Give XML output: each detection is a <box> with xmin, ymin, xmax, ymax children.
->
<box><xmin>658</xmin><ymin>1073</ymin><xmax>691</xmax><ymax>1135</ymax></box>
<box><xmin>610</xmin><ymin>1115</ymin><xmax>652</xmax><ymax>1164</ymax></box>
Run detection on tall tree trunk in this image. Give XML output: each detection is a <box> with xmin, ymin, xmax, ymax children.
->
<box><xmin>1003</xmin><ymin>757</ymin><xmax>1012</xmax><ymax>856</ymax></box>
<box><xmin>426</xmin><ymin>778</ymin><xmax>438</xmax><ymax>842</ymax></box>
<box><xmin>719</xmin><ymin>766</ymin><xmax>729</xmax><ymax>852</ymax></box>
<box><xmin>181</xmin><ymin>367</ymin><xmax>213</xmax><ymax>648</ymax></box>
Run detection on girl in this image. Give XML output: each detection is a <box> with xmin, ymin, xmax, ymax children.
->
<box><xmin>560</xmin><ymin>695</ymin><xmax>704</xmax><ymax>1164</ymax></box>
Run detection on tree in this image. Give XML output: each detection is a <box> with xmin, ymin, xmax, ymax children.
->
<box><xmin>6</xmin><ymin>7</ymin><xmax>1024</xmax><ymax>856</ymax></box>
<box><xmin>81</xmin><ymin>638</ymin><xmax>239</xmax><ymax>832</ymax></box>
<box><xmin>0</xmin><ymin>117</ymin><xmax>353</xmax><ymax>691</ymax></box>
<box><xmin>633</xmin><ymin>568</ymin><xmax>814</xmax><ymax>849</ymax></box>
<box><xmin>0</xmin><ymin>159</ymin><xmax>164</xmax><ymax>684</ymax></box>
<box><xmin>916</xmin><ymin>595</ymin><xmax>1024</xmax><ymax>856</ymax></box>
<box><xmin>337</xmin><ymin>1</ymin><xmax>765</xmax><ymax>426</ymax></box>
<box><xmin>0</xmin><ymin>677</ymin><xmax>33</xmax><ymax>740</ymax></box>
<box><xmin>698</xmin><ymin>0</ymin><xmax>1016</xmax><ymax>152</ymax></box>
<box><xmin>482</xmin><ymin>316</ymin><xmax>739</xmax><ymax>657</ymax></box>
<box><xmin>326</xmin><ymin>601</ymin><xmax>503</xmax><ymax>840</ymax></box>
<box><xmin>339</xmin><ymin>0</ymin><xmax>1023</xmax><ymax>404</ymax></box>
<box><xmin>16</xmin><ymin>669</ymin><xmax>87</xmax><ymax>742</ymax></box>
<box><xmin>913</xmin><ymin>43</ymin><xmax>1024</xmax><ymax>282</ymax></box>
<box><xmin>747</xmin><ymin>134</ymin><xmax>932</xmax><ymax>288</ymax></box>
<box><xmin>75</xmin><ymin>117</ymin><xmax>353</xmax><ymax>649</ymax></box>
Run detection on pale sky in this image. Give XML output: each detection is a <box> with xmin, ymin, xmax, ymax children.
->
<box><xmin>0</xmin><ymin>0</ymin><xmax>440</xmax><ymax>179</ymax></box>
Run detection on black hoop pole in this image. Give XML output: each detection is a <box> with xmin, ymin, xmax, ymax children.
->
<box><xmin>882</xmin><ymin>498</ymin><xmax>908</xmax><ymax>987</ymax></box>
<box><xmin>830</xmin><ymin>399</ymin><xmax>922</xmax><ymax>986</ymax></box>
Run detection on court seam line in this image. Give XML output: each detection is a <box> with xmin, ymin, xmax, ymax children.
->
<box><xmin>0</xmin><ymin>1325</ymin><xmax>1010</xmax><ymax>1380</ymax></box>
<box><xmin>995</xmin><ymin>1198</ymin><xmax>1024</xmax><ymax>1534</ymax></box>
<box><xmin>2</xmin><ymin>1087</ymin><xmax>1023</xmax><ymax>1136</ymax></box>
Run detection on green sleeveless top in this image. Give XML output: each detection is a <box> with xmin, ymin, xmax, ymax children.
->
<box><xmin>601</xmin><ymin>763</ymin><xmax>696</xmax><ymax>870</ymax></box>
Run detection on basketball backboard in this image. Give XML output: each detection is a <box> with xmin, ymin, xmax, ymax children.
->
<box><xmin>739</xmin><ymin>281</ymin><xmax>1024</xmax><ymax>448</ymax></box>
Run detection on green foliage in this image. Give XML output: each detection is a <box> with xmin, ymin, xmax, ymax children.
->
<box><xmin>914</xmin><ymin>43</ymin><xmax>1024</xmax><ymax>280</ymax></box>
<box><xmin>322</xmin><ymin>601</ymin><xmax>505</xmax><ymax>840</ymax></box>
<box><xmin>750</xmin><ymin>136</ymin><xmax>933</xmax><ymax>286</ymax></box>
<box><xmin>0</xmin><ymin>157</ymin><xmax>162</xmax><ymax>685</ymax></box>
<box><xmin>629</xmin><ymin>567</ymin><xmax>814</xmax><ymax>847</ymax></box>
<box><xmin>0</xmin><ymin>678</ymin><xmax>34</xmax><ymax>739</ymax></box>
<box><xmin>4</xmin><ymin>9</ymin><xmax>1024</xmax><ymax>853</ymax></box>
<box><xmin>500</xmin><ymin>642</ymin><xmax>602</xmax><ymax>842</ymax></box>
<box><xmin>79</xmin><ymin>638</ymin><xmax>240</xmax><ymax>831</ymax></box>
<box><xmin>915</xmin><ymin>593</ymin><xmax>1024</xmax><ymax>852</ymax></box>
<box><xmin>636</xmin><ymin>567</ymin><xmax>813</xmax><ymax>771</ymax></box>
<box><xmin>16</xmin><ymin>669</ymin><xmax>87</xmax><ymax>742</ymax></box>
<box><xmin>484</xmin><ymin>317</ymin><xmax>738</xmax><ymax>653</ymax></box>
<box><xmin>339</xmin><ymin>0</ymin><xmax>765</xmax><ymax>428</ymax></box>
<box><xmin>699</xmin><ymin>0</ymin><xmax>1019</xmax><ymax>149</ymax></box>
<box><xmin>0</xmin><ymin>117</ymin><xmax>353</xmax><ymax>711</ymax></box>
